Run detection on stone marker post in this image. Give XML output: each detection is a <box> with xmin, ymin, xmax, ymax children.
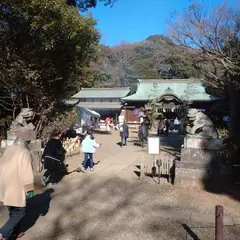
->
<box><xmin>215</xmin><ymin>205</ymin><xmax>223</xmax><ymax>240</ymax></box>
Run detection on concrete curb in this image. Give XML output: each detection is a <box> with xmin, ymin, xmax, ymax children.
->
<box><xmin>86</xmin><ymin>200</ymin><xmax>240</xmax><ymax>226</ymax></box>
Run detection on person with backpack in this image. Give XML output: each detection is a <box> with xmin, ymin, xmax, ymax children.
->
<box><xmin>81</xmin><ymin>130</ymin><xmax>101</xmax><ymax>172</ymax></box>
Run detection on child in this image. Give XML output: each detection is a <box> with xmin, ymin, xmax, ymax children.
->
<box><xmin>81</xmin><ymin>130</ymin><xmax>101</xmax><ymax>172</ymax></box>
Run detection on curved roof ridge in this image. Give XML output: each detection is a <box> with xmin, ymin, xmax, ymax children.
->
<box><xmin>138</xmin><ymin>78</ymin><xmax>203</xmax><ymax>83</ymax></box>
<box><xmin>157</xmin><ymin>91</ymin><xmax>182</xmax><ymax>101</ymax></box>
<box><xmin>81</xmin><ymin>87</ymin><xmax>130</xmax><ymax>91</ymax></box>
<box><xmin>72</xmin><ymin>87</ymin><xmax>130</xmax><ymax>99</ymax></box>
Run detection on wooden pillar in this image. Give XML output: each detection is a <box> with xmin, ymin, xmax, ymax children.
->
<box><xmin>215</xmin><ymin>205</ymin><xmax>224</xmax><ymax>240</ymax></box>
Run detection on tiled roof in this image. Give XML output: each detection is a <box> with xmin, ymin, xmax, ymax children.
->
<box><xmin>72</xmin><ymin>87</ymin><xmax>130</xmax><ymax>99</ymax></box>
<box><xmin>122</xmin><ymin>79</ymin><xmax>218</xmax><ymax>101</ymax></box>
<box><xmin>77</xmin><ymin>103</ymin><xmax>122</xmax><ymax>110</ymax></box>
<box><xmin>64</xmin><ymin>99</ymin><xmax>79</xmax><ymax>105</ymax></box>
<box><xmin>76</xmin><ymin>106</ymin><xmax>100</xmax><ymax>117</ymax></box>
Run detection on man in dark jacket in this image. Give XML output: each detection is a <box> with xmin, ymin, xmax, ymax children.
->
<box><xmin>164</xmin><ymin>119</ymin><xmax>170</xmax><ymax>136</ymax></box>
<box><xmin>138</xmin><ymin>122</ymin><xmax>149</xmax><ymax>147</ymax></box>
<box><xmin>120</xmin><ymin>121</ymin><xmax>129</xmax><ymax>147</ymax></box>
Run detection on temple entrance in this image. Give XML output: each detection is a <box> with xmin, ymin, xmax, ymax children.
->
<box><xmin>159</xmin><ymin>110</ymin><xmax>179</xmax><ymax>120</ymax></box>
<box><xmin>155</xmin><ymin>87</ymin><xmax>183</xmax><ymax>119</ymax></box>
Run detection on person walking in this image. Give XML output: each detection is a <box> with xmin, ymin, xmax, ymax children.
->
<box><xmin>164</xmin><ymin>118</ymin><xmax>170</xmax><ymax>136</ymax></box>
<box><xmin>157</xmin><ymin>118</ymin><xmax>164</xmax><ymax>136</ymax></box>
<box><xmin>0</xmin><ymin>128</ymin><xmax>35</xmax><ymax>240</ymax></box>
<box><xmin>41</xmin><ymin>129</ymin><xmax>67</xmax><ymax>187</ymax></box>
<box><xmin>120</xmin><ymin>120</ymin><xmax>129</xmax><ymax>147</ymax></box>
<box><xmin>81</xmin><ymin>130</ymin><xmax>101</xmax><ymax>172</ymax></box>
<box><xmin>106</xmin><ymin>117</ymin><xmax>111</xmax><ymax>132</ymax></box>
<box><xmin>174</xmin><ymin>117</ymin><xmax>179</xmax><ymax>132</ymax></box>
<box><xmin>138</xmin><ymin>121</ymin><xmax>149</xmax><ymax>147</ymax></box>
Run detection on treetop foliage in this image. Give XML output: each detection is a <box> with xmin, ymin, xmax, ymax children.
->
<box><xmin>66</xmin><ymin>0</ymin><xmax>117</xmax><ymax>11</ymax></box>
<box><xmin>0</xmin><ymin>0</ymin><xmax>100</xmax><ymax>136</ymax></box>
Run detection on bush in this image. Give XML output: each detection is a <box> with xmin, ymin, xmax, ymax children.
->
<box><xmin>217</xmin><ymin>127</ymin><xmax>230</xmax><ymax>139</ymax></box>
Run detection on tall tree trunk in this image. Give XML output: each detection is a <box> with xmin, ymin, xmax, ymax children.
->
<box><xmin>228</xmin><ymin>77</ymin><xmax>240</xmax><ymax>162</ymax></box>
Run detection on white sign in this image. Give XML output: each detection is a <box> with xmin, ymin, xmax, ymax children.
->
<box><xmin>147</xmin><ymin>137</ymin><xmax>160</xmax><ymax>155</ymax></box>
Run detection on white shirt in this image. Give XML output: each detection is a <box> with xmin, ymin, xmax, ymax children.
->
<box><xmin>81</xmin><ymin>135</ymin><xmax>100</xmax><ymax>153</ymax></box>
<box><xmin>118</xmin><ymin>115</ymin><xmax>124</xmax><ymax>124</ymax></box>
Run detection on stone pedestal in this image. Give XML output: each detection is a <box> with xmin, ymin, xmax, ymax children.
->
<box><xmin>7</xmin><ymin>130</ymin><xmax>18</xmax><ymax>140</ymax></box>
<box><xmin>184</xmin><ymin>135</ymin><xmax>222</xmax><ymax>150</ymax></box>
<box><xmin>175</xmin><ymin>136</ymin><xmax>223</xmax><ymax>188</ymax></box>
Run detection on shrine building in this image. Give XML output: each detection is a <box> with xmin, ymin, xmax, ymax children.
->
<box><xmin>71</xmin><ymin>87</ymin><xmax>130</xmax><ymax>120</ymax></box>
<box><xmin>121</xmin><ymin>79</ymin><xmax>219</xmax><ymax>123</ymax></box>
<box><xmin>70</xmin><ymin>79</ymin><xmax>220</xmax><ymax>123</ymax></box>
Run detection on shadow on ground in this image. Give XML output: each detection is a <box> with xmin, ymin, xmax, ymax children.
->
<box><xmin>129</xmin><ymin>133</ymin><xmax>184</xmax><ymax>152</ymax></box>
<box><xmin>23</xmin><ymin>175</ymin><xmax>240</xmax><ymax>240</ymax></box>
<box><xmin>128</xmin><ymin>139</ymin><xmax>142</xmax><ymax>147</ymax></box>
<box><xmin>7</xmin><ymin>189</ymin><xmax>54</xmax><ymax>240</ymax></box>
<box><xmin>149</xmin><ymin>131</ymin><xmax>240</xmax><ymax>202</ymax></box>
<box><xmin>94</xmin><ymin>130</ymin><xmax>112</xmax><ymax>135</ymax></box>
<box><xmin>201</xmin><ymin>152</ymin><xmax>240</xmax><ymax>202</ymax></box>
<box><xmin>182</xmin><ymin>224</ymin><xmax>200</xmax><ymax>240</ymax></box>
<box><xmin>159</xmin><ymin>134</ymin><xmax>184</xmax><ymax>153</ymax></box>
<box><xmin>27</xmin><ymin>177</ymin><xmax>187</xmax><ymax>239</ymax></box>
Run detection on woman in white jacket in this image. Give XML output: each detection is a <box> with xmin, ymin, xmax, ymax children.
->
<box><xmin>81</xmin><ymin>130</ymin><xmax>101</xmax><ymax>171</ymax></box>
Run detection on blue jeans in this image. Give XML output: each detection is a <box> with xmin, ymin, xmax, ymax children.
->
<box><xmin>0</xmin><ymin>206</ymin><xmax>26</xmax><ymax>238</ymax></box>
<box><xmin>83</xmin><ymin>153</ymin><xmax>93</xmax><ymax>169</ymax></box>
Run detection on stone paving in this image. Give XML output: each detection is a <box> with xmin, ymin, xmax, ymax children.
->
<box><xmin>0</xmin><ymin>130</ymin><xmax>240</xmax><ymax>239</ymax></box>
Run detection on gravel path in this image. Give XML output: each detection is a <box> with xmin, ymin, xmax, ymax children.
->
<box><xmin>0</xmin><ymin>130</ymin><xmax>240</xmax><ymax>239</ymax></box>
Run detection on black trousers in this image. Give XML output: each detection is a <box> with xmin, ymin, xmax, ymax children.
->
<box><xmin>43</xmin><ymin>159</ymin><xmax>67</xmax><ymax>184</ymax></box>
<box><xmin>164</xmin><ymin>129</ymin><xmax>169</xmax><ymax>136</ymax></box>
<box><xmin>0</xmin><ymin>206</ymin><xmax>26</xmax><ymax>238</ymax></box>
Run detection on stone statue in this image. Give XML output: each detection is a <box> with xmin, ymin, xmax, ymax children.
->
<box><xmin>186</xmin><ymin>108</ymin><xmax>218</xmax><ymax>139</ymax></box>
<box><xmin>7</xmin><ymin>108</ymin><xmax>36</xmax><ymax>141</ymax></box>
<box><xmin>10</xmin><ymin>108</ymin><xmax>35</xmax><ymax>130</ymax></box>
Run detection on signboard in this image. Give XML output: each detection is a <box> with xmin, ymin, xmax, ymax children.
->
<box><xmin>147</xmin><ymin>137</ymin><xmax>160</xmax><ymax>155</ymax></box>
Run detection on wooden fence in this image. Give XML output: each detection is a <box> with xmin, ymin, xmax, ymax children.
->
<box><xmin>140</xmin><ymin>156</ymin><xmax>174</xmax><ymax>184</ymax></box>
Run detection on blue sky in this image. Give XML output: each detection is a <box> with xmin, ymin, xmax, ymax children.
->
<box><xmin>88</xmin><ymin>0</ymin><xmax>233</xmax><ymax>46</ymax></box>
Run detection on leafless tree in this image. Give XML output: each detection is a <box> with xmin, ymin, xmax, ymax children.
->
<box><xmin>168</xmin><ymin>1</ymin><xmax>240</xmax><ymax>149</ymax></box>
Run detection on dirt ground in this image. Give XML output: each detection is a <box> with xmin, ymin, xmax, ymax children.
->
<box><xmin>0</xmin><ymin>130</ymin><xmax>240</xmax><ymax>239</ymax></box>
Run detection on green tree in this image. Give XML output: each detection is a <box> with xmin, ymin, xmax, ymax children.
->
<box><xmin>66</xmin><ymin>0</ymin><xmax>117</xmax><ymax>10</ymax></box>
<box><xmin>0</xmin><ymin>0</ymin><xmax>99</xmax><ymax>136</ymax></box>
<box><xmin>133</xmin><ymin>58</ymin><xmax>159</xmax><ymax>79</ymax></box>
